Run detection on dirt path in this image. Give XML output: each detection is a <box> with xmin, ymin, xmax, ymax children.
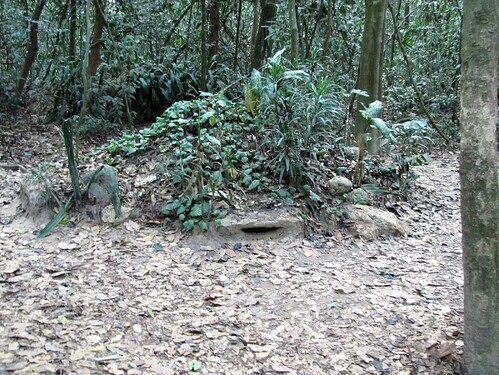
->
<box><xmin>0</xmin><ymin>149</ymin><xmax>463</xmax><ymax>375</ymax></box>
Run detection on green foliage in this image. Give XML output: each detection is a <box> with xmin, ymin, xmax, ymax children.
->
<box><xmin>384</xmin><ymin>0</ymin><xmax>461</xmax><ymax>132</ymax></box>
<box><xmin>100</xmin><ymin>94</ymin><xmax>265</xmax><ymax>231</ymax></box>
<box><xmin>362</xmin><ymin>101</ymin><xmax>434</xmax><ymax>197</ymax></box>
<box><xmin>46</xmin><ymin>59</ymin><xmax>198</xmax><ymax>131</ymax></box>
<box><xmin>249</xmin><ymin>49</ymin><xmax>344</xmax><ymax>186</ymax></box>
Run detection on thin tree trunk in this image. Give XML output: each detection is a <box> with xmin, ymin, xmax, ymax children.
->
<box><xmin>460</xmin><ymin>0</ymin><xmax>499</xmax><ymax>371</ymax></box>
<box><xmin>354</xmin><ymin>0</ymin><xmax>388</xmax><ymax>155</ymax></box>
<box><xmin>208</xmin><ymin>0</ymin><xmax>220</xmax><ymax>62</ymax></box>
<box><xmin>388</xmin><ymin>4</ymin><xmax>448</xmax><ymax>142</ymax></box>
<box><xmin>251</xmin><ymin>0</ymin><xmax>260</xmax><ymax>59</ymax></box>
<box><xmin>234</xmin><ymin>0</ymin><xmax>242</xmax><ymax>70</ymax></box>
<box><xmin>42</xmin><ymin>3</ymin><xmax>68</xmax><ymax>82</ymax></box>
<box><xmin>69</xmin><ymin>0</ymin><xmax>77</xmax><ymax>59</ymax></box>
<box><xmin>164</xmin><ymin>0</ymin><xmax>196</xmax><ymax>46</ymax></box>
<box><xmin>16</xmin><ymin>0</ymin><xmax>46</xmax><ymax>98</ymax></box>
<box><xmin>87</xmin><ymin>0</ymin><xmax>105</xmax><ymax>79</ymax></box>
<box><xmin>288</xmin><ymin>0</ymin><xmax>299</xmax><ymax>61</ymax></box>
<box><xmin>322</xmin><ymin>0</ymin><xmax>334</xmax><ymax>64</ymax></box>
<box><xmin>304</xmin><ymin>4</ymin><xmax>321</xmax><ymax>59</ymax></box>
<box><xmin>200</xmin><ymin>0</ymin><xmax>208</xmax><ymax>91</ymax></box>
<box><xmin>251</xmin><ymin>0</ymin><xmax>276</xmax><ymax>70</ymax></box>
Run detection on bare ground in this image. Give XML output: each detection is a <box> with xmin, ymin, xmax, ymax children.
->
<box><xmin>0</xmin><ymin>123</ymin><xmax>463</xmax><ymax>374</ymax></box>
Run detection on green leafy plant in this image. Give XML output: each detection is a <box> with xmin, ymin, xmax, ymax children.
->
<box><xmin>249</xmin><ymin>49</ymin><xmax>344</xmax><ymax>186</ymax></box>
<box><xmin>360</xmin><ymin>101</ymin><xmax>433</xmax><ymax>197</ymax></box>
<box><xmin>100</xmin><ymin>94</ymin><xmax>265</xmax><ymax>231</ymax></box>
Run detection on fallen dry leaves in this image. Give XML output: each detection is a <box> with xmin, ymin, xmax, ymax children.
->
<box><xmin>1</xmin><ymin>126</ymin><xmax>464</xmax><ymax>374</ymax></box>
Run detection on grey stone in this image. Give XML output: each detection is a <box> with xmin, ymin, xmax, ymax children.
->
<box><xmin>342</xmin><ymin>204</ymin><xmax>409</xmax><ymax>240</ymax></box>
<box><xmin>19</xmin><ymin>175</ymin><xmax>54</xmax><ymax>220</ymax></box>
<box><xmin>345</xmin><ymin>188</ymin><xmax>372</xmax><ymax>205</ymax></box>
<box><xmin>181</xmin><ymin>208</ymin><xmax>304</xmax><ymax>250</ymax></box>
<box><xmin>83</xmin><ymin>165</ymin><xmax>122</xmax><ymax>223</ymax></box>
<box><xmin>344</xmin><ymin>146</ymin><xmax>360</xmax><ymax>160</ymax></box>
<box><xmin>328</xmin><ymin>176</ymin><xmax>353</xmax><ymax>196</ymax></box>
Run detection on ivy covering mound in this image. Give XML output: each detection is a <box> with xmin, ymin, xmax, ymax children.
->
<box><xmin>99</xmin><ymin>95</ymin><xmax>264</xmax><ymax>230</ymax></box>
<box><xmin>99</xmin><ymin>90</ymin><xmax>344</xmax><ymax>232</ymax></box>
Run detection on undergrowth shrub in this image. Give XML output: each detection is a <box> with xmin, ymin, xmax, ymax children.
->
<box><xmin>98</xmin><ymin>54</ymin><xmax>436</xmax><ymax>231</ymax></box>
<box><xmin>360</xmin><ymin>101</ymin><xmax>434</xmax><ymax>197</ymax></box>
<box><xmin>99</xmin><ymin>52</ymin><xmax>349</xmax><ymax>231</ymax></box>
<box><xmin>46</xmin><ymin>61</ymin><xmax>198</xmax><ymax>132</ymax></box>
<box><xmin>100</xmin><ymin>94</ymin><xmax>266</xmax><ymax>231</ymax></box>
<box><xmin>248</xmin><ymin>49</ymin><xmax>344</xmax><ymax>186</ymax></box>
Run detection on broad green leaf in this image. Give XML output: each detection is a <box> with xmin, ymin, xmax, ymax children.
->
<box><xmin>205</xmin><ymin>134</ymin><xmax>221</xmax><ymax>147</ymax></box>
<box><xmin>269</xmin><ymin>48</ymin><xmax>286</xmax><ymax>65</ymax></box>
<box><xmin>188</xmin><ymin>360</ymin><xmax>202</xmax><ymax>371</ymax></box>
<box><xmin>210</xmin><ymin>171</ymin><xmax>223</xmax><ymax>186</ymax></box>
<box><xmin>177</xmin><ymin>205</ymin><xmax>186</xmax><ymax>215</ymax></box>
<box><xmin>283</xmin><ymin>70</ymin><xmax>309</xmax><ymax>81</ymax></box>
<box><xmin>248</xmin><ymin>179</ymin><xmax>260</xmax><ymax>191</ymax></box>
<box><xmin>372</xmin><ymin>118</ymin><xmax>397</xmax><ymax>144</ymax></box>
<box><xmin>183</xmin><ymin>220</ymin><xmax>195</xmax><ymax>231</ymax></box>
<box><xmin>199</xmin><ymin>221</ymin><xmax>209</xmax><ymax>231</ymax></box>
<box><xmin>309</xmin><ymin>191</ymin><xmax>322</xmax><ymax>202</ymax></box>
<box><xmin>395</xmin><ymin>119</ymin><xmax>428</xmax><ymax>130</ymax></box>
<box><xmin>365</xmin><ymin>100</ymin><xmax>383</xmax><ymax>118</ymax></box>
<box><xmin>190</xmin><ymin>204</ymin><xmax>203</xmax><ymax>217</ymax></box>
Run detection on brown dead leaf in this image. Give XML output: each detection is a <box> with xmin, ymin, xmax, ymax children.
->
<box><xmin>272</xmin><ymin>365</ymin><xmax>292</xmax><ymax>373</ymax></box>
<box><xmin>124</xmin><ymin>220</ymin><xmax>140</xmax><ymax>232</ymax></box>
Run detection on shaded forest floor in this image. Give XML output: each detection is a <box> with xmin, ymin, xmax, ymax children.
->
<box><xmin>0</xmin><ymin>118</ymin><xmax>463</xmax><ymax>374</ymax></box>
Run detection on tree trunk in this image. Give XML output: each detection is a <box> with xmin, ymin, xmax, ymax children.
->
<box><xmin>251</xmin><ymin>0</ymin><xmax>276</xmax><ymax>70</ymax></box>
<box><xmin>68</xmin><ymin>0</ymin><xmax>77</xmax><ymax>60</ymax></box>
<box><xmin>234</xmin><ymin>0</ymin><xmax>242</xmax><ymax>70</ymax></box>
<box><xmin>460</xmin><ymin>0</ymin><xmax>499</xmax><ymax>371</ymax></box>
<box><xmin>87</xmin><ymin>0</ymin><xmax>105</xmax><ymax>79</ymax></box>
<box><xmin>200</xmin><ymin>0</ymin><xmax>208</xmax><ymax>91</ymax></box>
<box><xmin>288</xmin><ymin>0</ymin><xmax>299</xmax><ymax>61</ymax></box>
<box><xmin>354</xmin><ymin>0</ymin><xmax>388</xmax><ymax>155</ymax></box>
<box><xmin>251</xmin><ymin>0</ymin><xmax>260</xmax><ymax>57</ymax></box>
<box><xmin>16</xmin><ymin>0</ymin><xmax>46</xmax><ymax>98</ymax></box>
<box><xmin>208</xmin><ymin>0</ymin><xmax>220</xmax><ymax>62</ymax></box>
<box><xmin>322</xmin><ymin>0</ymin><xmax>334</xmax><ymax>64</ymax></box>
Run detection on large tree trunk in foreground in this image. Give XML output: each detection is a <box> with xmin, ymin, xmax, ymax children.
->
<box><xmin>460</xmin><ymin>0</ymin><xmax>499</xmax><ymax>372</ymax></box>
<box><xmin>16</xmin><ymin>0</ymin><xmax>46</xmax><ymax>98</ymax></box>
<box><xmin>354</xmin><ymin>0</ymin><xmax>387</xmax><ymax>155</ymax></box>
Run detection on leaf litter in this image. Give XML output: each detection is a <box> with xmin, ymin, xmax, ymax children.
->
<box><xmin>0</xmin><ymin>124</ymin><xmax>463</xmax><ymax>374</ymax></box>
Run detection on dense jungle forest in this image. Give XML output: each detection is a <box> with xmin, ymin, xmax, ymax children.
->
<box><xmin>0</xmin><ymin>0</ymin><xmax>498</xmax><ymax>374</ymax></box>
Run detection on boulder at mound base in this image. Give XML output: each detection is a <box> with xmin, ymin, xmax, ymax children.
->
<box><xmin>328</xmin><ymin>176</ymin><xmax>353</xmax><ymax>196</ymax></box>
<box><xmin>343</xmin><ymin>204</ymin><xmax>410</xmax><ymax>240</ymax></box>
<box><xmin>218</xmin><ymin>209</ymin><xmax>303</xmax><ymax>241</ymax></box>
<box><xmin>181</xmin><ymin>208</ymin><xmax>304</xmax><ymax>250</ymax></box>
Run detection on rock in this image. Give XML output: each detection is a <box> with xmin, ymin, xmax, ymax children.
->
<box><xmin>342</xmin><ymin>204</ymin><xmax>409</xmax><ymax>240</ymax></box>
<box><xmin>328</xmin><ymin>176</ymin><xmax>353</xmax><ymax>196</ymax></box>
<box><xmin>19</xmin><ymin>174</ymin><xmax>54</xmax><ymax>220</ymax></box>
<box><xmin>345</xmin><ymin>188</ymin><xmax>372</xmax><ymax>205</ymax></box>
<box><xmin>181</xmin><ymin>208</ymin><xmax>303</xmax><ymax>250</ymax></box>
<box><xmin>344</xmin><ymin>146</ymin><xmax>360</xmax><ymax>160</ymax></box>
<box><xmin>83</xmin><ymin>165</ymin><xmax>122</xmax><ymax>223</ymax></box>
<box><xmin>218</xmin><ymin>209</ymin><xmax>303</xmax><ymax>241</ymax></box>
